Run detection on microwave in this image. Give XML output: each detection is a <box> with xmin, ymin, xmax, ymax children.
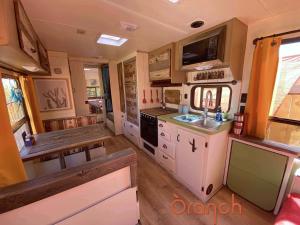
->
<box><xmin>180</xmin><ymin>26</ymin><xmax>226</xmax><ymax>71</ymax></box>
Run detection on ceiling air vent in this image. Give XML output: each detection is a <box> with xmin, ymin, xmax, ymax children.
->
<box><xmin>76</xmin><ymin>29</ymin><xmax>86</xmax><ymax>35</ymax></box>
<box><xmin>120</xmin><ymin>21</ymin><xmax>138</xmax><ymax>32</ymax></box>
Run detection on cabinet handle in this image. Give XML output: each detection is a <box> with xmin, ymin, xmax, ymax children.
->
<box><xmin>30</xmin><ymin>48</ymin><xmax>37</xmax><ymax>53</ymax></box>
<box><xmin>177</xmin><ymin>134</ymin><xmax>180</xmax><ymax>142</ymax></box>
<box><xmin>160</xmin><ymin>132</ymin><xmax>165</xmax><ymax>137</ymax></box>
<box><xmin>189</xmin><ymin>138</ymin><xmax>197</xmax><ymax>152</ymax></box>
<box><xmin>163</xmin><ymin>155</ymin><xmax>168</xmax><ymax>160</ymax></box>
<box><xmin>159</xmin><ymin>124</ymin><xmax>163</xmax><ymax>128</ymax></box>
<box><xmin>163</xmin><ymin>144</ymin><xmax>167</xmax><ymax>149</ymax></box>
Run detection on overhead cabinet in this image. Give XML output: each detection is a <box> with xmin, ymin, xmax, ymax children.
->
<box><xmin>0</xmin><ymin>0</ymin><xmax>50</xmax><ymax>74</ymax></box>
<box><xmin>149</xmin><ymin>43</ymin><xmax>185</xmax><ymax>85</ymax></box>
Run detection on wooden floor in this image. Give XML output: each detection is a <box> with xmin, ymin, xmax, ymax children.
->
<box><xmin>104</xmin><ymin>135</ymin><xmax>275</xmax><ymax>225</ymax></box>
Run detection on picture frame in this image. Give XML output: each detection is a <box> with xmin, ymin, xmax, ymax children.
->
<box><xmin>33</xmin><ymin>78</ymin><xmax>72</xmax><ymax>112</ymax></box>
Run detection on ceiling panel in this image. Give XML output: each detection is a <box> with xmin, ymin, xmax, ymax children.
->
<box><xmin>21</xmin><ymin>0</ymin><xmax>300</xmax><ymax>60</ymax></box>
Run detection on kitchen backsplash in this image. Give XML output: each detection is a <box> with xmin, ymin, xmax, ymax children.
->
<box><xmin>163</xmin><ymin>82</ymin><xmax>242</xmax><ymax>117</ymax></box>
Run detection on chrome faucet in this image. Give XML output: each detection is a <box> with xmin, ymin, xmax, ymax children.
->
<box><xmin>203</xmin><ymin>90</ymin><xmax>213</xmax><ymax>119</ymax></box>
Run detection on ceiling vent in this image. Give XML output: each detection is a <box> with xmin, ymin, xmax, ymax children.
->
<box><xmin>120</xmin><ymin>21</ymin><xmax>138</xmax><ymax>32</ymax></box>
<box><xmin>76</xmin><ymin>29</ymin><xmax>86</xmax><ymax>35</ymax></box>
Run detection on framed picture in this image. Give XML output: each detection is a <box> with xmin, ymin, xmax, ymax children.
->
<box><xmin>34</xmin><ymin>78</ymin><xmax>72</xmax><ymax>112</ymax></box>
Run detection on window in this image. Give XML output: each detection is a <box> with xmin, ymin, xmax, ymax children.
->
<box><xmin>2</xmin><ymin>76</ymin><xmax>27</xmax><ymax>131</ymax></box>
<box><xmin>84</xmin><ymin>67</ymin><xmax>101</xmax><ymax>99</ymax></box>
<box><xmin>266</xmin><ymin>39</ymin><xmax>300</xmax><ymax>147</ymax></box>
<box><xmin>2</xmin><ymin>75</ymin><xmax>31</xmax><ymax>151</ymax></box>
<box><xmin>191</xmin><ymin>85</ymin><xmax>232</xmax><ymax>112</ymax></box>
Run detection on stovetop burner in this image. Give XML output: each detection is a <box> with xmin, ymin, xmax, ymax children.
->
<box><xmin>140</xmin><ymin>107</ymin><xmax>177</xmax><ymax>117</ymax></box>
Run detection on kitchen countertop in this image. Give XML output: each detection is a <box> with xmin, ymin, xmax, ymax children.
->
<box><xmin>157</xmin><ymin>113</ymin><xmax>232</xmax><ymax>135</ymax></box>
<box><xmin>229</xmin><ymin>134</ymin><xmax>300</xmax><ymax>157</ymax></box>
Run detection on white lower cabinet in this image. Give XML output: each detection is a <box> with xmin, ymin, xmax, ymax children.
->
<box><xmin>157</xmin><ymin>119</ymin><xmax>229</xmax><ymax>202</ymax></box>
<box><xmin>175</xmin><ymin>128</ymin><xmax>206</xmax><ymax>198</ymax></box>
<box><xmin>124</xmin><ymin>121</ymin><xmax>140</xmax><ymax>146</ymax></box>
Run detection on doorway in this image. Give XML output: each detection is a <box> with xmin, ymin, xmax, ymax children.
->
<box><xmin>101</xmin><ymin>64</ymin><xmax>114</xmax><ymax>122</ymax></box>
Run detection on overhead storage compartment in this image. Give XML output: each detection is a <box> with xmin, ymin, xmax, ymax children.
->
<box><xmin>0</xmin><ymin>0</ymin><xmax>50</xmax><ymax>75</ymax></box>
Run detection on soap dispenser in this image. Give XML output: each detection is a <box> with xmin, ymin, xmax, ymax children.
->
<box><xmin>215</xmin><ymin>106</ymin><xmax>223</xmax><ymax>122</ymax></box>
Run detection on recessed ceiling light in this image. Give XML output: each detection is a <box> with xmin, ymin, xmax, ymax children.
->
<box><xmin>191</xmin><ymin>20</ymin><xmax>204</xmax><ymax>28</ymax></box>
<box><xmin>169</xmin><ymin>0</ymin><xmax>180</xmax><ymax>3</ymax></box>
<box><xmin>97</xmin><ymin>34</ymin><xmax>128</xmax><ymax>46</ymax></box>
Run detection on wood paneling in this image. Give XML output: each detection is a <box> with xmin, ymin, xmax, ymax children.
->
<box><xmin>164</xmin><ymin>90</ymin><xmax>181</xmax><ymax>104</ymax></box>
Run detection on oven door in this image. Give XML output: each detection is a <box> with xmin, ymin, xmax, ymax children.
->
<box><xmin>140</xmin><ymin>115</ymin><xmax>158</xmax><ymax>147</ymax></box>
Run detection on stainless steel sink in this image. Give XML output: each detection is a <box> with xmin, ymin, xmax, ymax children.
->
<box><xmin>191</xmin><ymin>118</ymin><xmax>222</xmax><ymax>130</ymax></box>
<box><xmin>173</xmin><ymin>114</ymin><xmax>203</xmax><ymax>123</ymax></box>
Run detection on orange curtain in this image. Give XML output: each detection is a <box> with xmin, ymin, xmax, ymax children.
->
<box><xmin>0</xmin><ymin>75</ymin><xmax>27</xmax><ymax>187</ymax></box>
<box><xmin>20</xmin><ymin>76</ymin><xmax>44</xmax><ymax>134</ymax></box>
<box><xmin>245</xmin><ymin>37</ymin><xmax>282</xmax><ymax>138</ymax></box>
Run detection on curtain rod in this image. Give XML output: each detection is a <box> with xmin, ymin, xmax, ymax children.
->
<box><xmin>253</xmin><ymin>28</ymin><xmax>300</xmax><ymax>45</ymax></box>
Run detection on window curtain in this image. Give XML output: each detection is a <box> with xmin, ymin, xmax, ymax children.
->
<box><xmin>20</xmin><ymin>76</ymin><xmax>44</xmax><ymax>134</ymax></box>
<box><xmin>0</xmin><ymin>75</ymin><xmax>27</xmax><ymax>187</ymax></box>
<box><xmin>245</xmin><ymin>37</ymin><xmax>282</xmax><ymax>138</ymax></box>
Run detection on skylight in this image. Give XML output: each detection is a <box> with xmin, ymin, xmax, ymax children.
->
<box><xmin>97</xmin><ymin>34</ymin><xmax>128</xmax><ymax>46</ymax></box>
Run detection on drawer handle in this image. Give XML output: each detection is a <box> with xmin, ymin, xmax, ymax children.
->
<box><xmin>160</xmin><ymin>132</ymin><xmax>165</xmax><ymax>137</ymax></box>
<box><xmin>162</xmin><ymin>155</ymin><xmax>168</xmax><ymax>160</ymax></box>
<box><xmin>159</xmin><ymin>124</ymin><xmax>163</xmax><ymax>128</ymax></box>
<box><xmin>177</xmin><ymin>134</ymin><xmax>180</xmax><ymax>142</ymax></box>
<box><xmin>163</xmin><ymin>144</ymin><xmax>167</xmax><ymax>149</ymax></box>
<box><xmin>30</xmin><ymin>48</ymin><xmax>37</xmax><ymax>53</ymax></box>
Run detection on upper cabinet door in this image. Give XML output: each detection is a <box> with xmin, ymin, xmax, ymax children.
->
<box><xmin>149</xmin><ymin>49</ymin><xmax>171</xmax><ymax>81</ymax></box>
<box><xmin>14</xmin><ymin>0</ymin><xmax>39</xmax><ymax>63</ymax></box>
<box><xmin>37</xmin><ymin>41</ymin><xmax>50</xmax><ymax>72</ymax></box>
<box><xmin>176</xmin><ymin>128</ymin><xmax>206</xmax><ymax>195</ymax></box>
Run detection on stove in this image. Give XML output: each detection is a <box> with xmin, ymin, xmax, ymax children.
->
<box><xmin>140</xmin><ymin>108</ymin><xmax>176</xmax><ymax>157</ymax></box>
<box><xmin>140</xmin><ymin>107</ymin><xmax>177</xmax><ymax>117</ymax></box>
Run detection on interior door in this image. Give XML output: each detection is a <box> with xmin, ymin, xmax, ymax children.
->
<box><xmin>176</xmin><ymin>129</ymin><xmax>206</xmax><ymax>195</ymax></box>
<box><xmin>101</xmin><ymin>64</ymin><xmax>113</xmax><ymax>113</ymax></box>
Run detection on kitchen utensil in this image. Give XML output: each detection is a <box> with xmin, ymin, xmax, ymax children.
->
<box><xmin>150</xmin><ymin>89</ymin><xmax>154</xmax><ymax>103</ymax></box>
<box><xmin>143</xmin><ymin>90</ymin><xmax>147</xmax><ymax>104</ymax></box>
<box><xmin>156</xmin><ymin>89</ymin><xmax>159</xmax><ymax>103</ymax></box>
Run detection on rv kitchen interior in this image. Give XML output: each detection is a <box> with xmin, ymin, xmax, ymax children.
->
<box><xmin>0</xmin><ymin>0</ymin><xmax>300</xmax><ymax>224</ymax></box>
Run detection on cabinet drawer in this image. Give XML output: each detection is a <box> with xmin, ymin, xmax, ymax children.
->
<box><xmin>124</xmin><ymin>129</ymin><xmax>139</xmax><ymax>146</ymax></box>
<box><xmin>158</xmin><ymin>138</ymin><xmax>175</xmax><ymax>158</ymax></box>
<box><xmin>125</xmin><ymin>121</ymin><xmax>139</xmax><ymax>136</ymax></box>
<box><xmin>158</xmin><ymin>130</ymin><xmax>170</xmax><ymax>141</ymax></box>
<box><xmin>157</xmin><ymin>150</ymin><xmax>175</xmax><ymax>173</ymax></box>
<box><xmin>158</xmin><ymin>120</ymin><xmax>173</xmax><ymax>132</ymax></box>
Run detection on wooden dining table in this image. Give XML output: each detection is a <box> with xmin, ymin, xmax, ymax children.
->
<box><xmin>20</xmin><ymin>124</ymin><xmax>113</xmax><ymax>169</ymax></box>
